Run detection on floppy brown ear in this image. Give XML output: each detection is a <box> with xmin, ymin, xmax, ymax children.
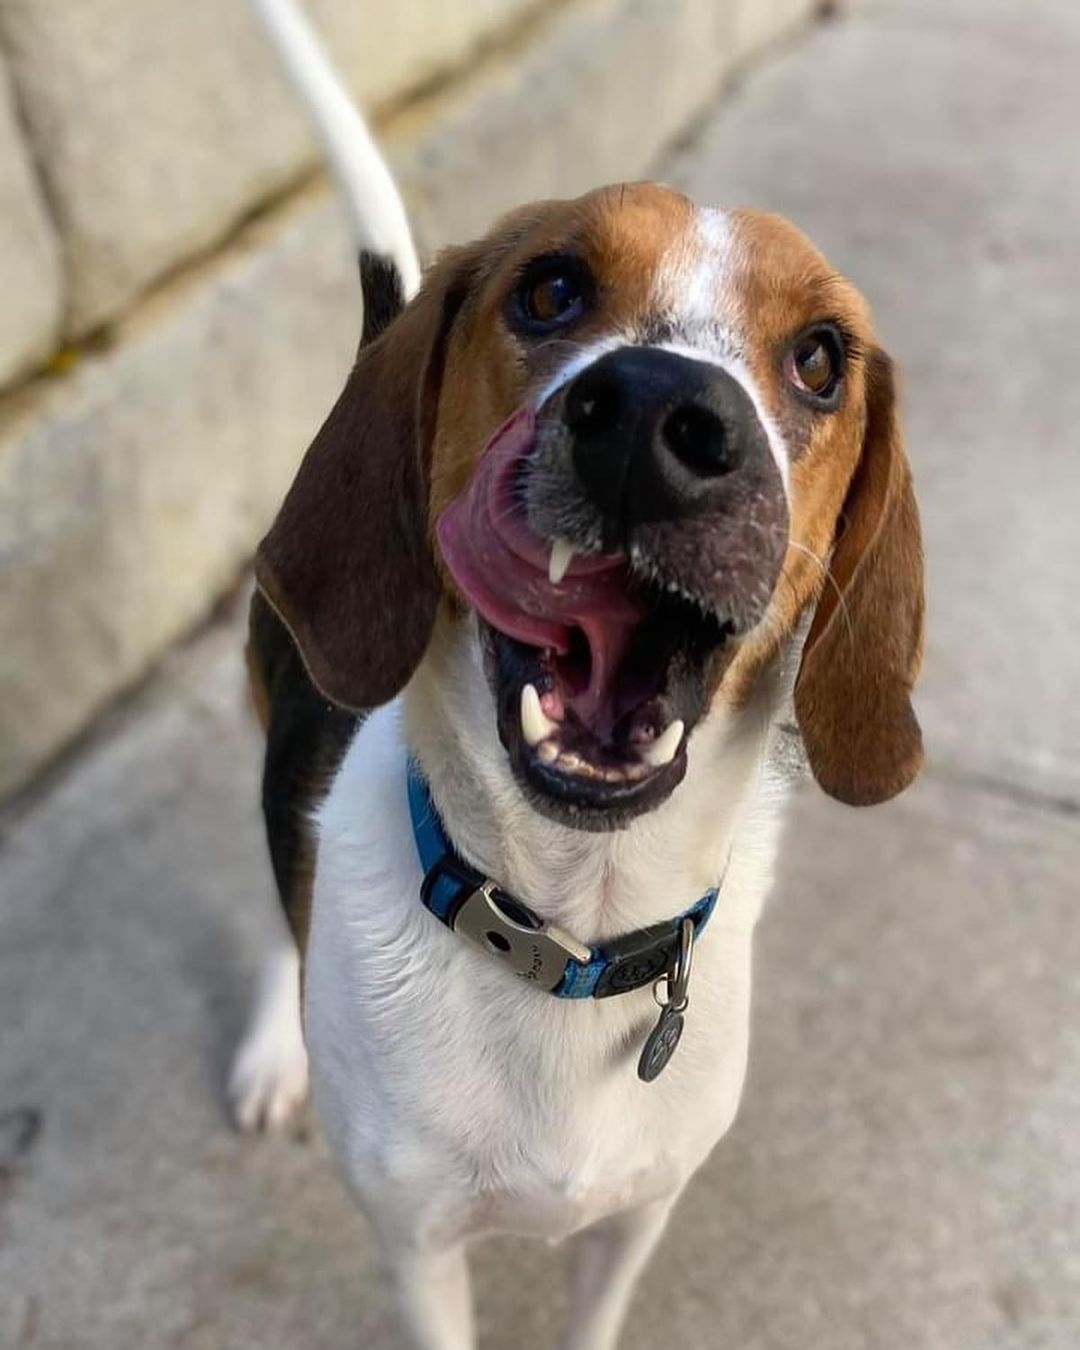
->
<box><xmin>793</xmin><ymin>348</ymin><xmax>925</xmax><ymax>806</ymax></box>
<box><xmin>255</xmin><ymin>249</ymin><xmax>475</xmax><ymax>711</ymax></box>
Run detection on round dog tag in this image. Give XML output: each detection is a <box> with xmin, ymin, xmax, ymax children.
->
<box><xmin>637</xmin><ymin>1004</ymin><xmax>684</xmax><ymax>1082</ymax></box>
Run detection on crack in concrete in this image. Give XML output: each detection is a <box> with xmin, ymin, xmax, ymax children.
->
<box><xmin>923</xmin><ymin>761</ymin><xmax>1080</xmax><ymax>821</ymax></box>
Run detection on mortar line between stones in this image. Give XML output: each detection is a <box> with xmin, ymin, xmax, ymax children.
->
<box><xmin>0</xmin><ymin>13</ymin><xmax>70</xmax><ymax>324</ymax></box>
<box><xmin>0</xmin><ymin>0</ymin><xmax>827</xmax><ymax>414</ymax></box>
<box><xmin>0</xmin><ymin>0</ymin><xmax>582</xmax><ymax>398</ymax></box>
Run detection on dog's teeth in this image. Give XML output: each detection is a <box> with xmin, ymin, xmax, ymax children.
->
<box><xmin>548</xmin><ymin>538</ymin><xmax>575</xmax><ymax>585</ymax></box>
<box><xmin>537</xmin><ymin>741</ymin><xmax>559</xmax><ymax>764</ymax></box>
<box><xmin>521</xmin><ymin>683</ymin><xmax>558</xmax><ymax>747</ymax></box>
<box><xmin>643</xmin><ymin>719</ymin><xmax>685</xmax><ymax>768</ymax></box>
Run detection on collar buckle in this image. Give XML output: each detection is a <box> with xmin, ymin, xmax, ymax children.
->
<box><xmin>452</xmin><ymin>881</ymin><xmax>591</xmax><ymax>993</ymax></box>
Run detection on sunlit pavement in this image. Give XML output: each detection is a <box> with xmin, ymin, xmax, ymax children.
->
<box><xmin>3</xmin><ymin>3</ymin><xmax>1078</xmax><ymax>1345</ymax></box>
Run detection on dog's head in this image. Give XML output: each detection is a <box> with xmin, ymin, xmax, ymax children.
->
<box><xmin>257</xmin><ymin>185</ymin><xmax>924</xmax><ymax>828</ymax></box>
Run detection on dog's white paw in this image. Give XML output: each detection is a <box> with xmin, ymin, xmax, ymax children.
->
<box><xmin>228</xmin><ymin>947</ymin><xmax>310</xmax><ymax>1133</ymax></box>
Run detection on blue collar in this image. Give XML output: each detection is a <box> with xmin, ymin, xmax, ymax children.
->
<box><xmin>407</xmin><ymin>761</ymin><xmax>719</xmax><ymax>999</ymax></box>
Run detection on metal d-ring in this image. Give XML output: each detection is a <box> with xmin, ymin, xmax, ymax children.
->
<box><xmin>652</xmin><ymin>916</ymin><xmax>695</xmax><ymax>1013</ymax></box>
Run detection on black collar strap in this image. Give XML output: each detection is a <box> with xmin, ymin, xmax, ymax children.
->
<box><xmin>407</xmin><ymin>761</ymin><xmax>719</xmax><ymax>998</ymax></box>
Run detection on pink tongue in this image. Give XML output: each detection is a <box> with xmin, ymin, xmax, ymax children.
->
<box><xmin>436</xmin><ymin>408</ymin><xmax>646</xmax><ymax>729</ymax></box>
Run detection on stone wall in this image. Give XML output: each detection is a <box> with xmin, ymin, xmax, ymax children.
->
<box><xmin>0</xmin><ymin>0</ymin><xmax>815</xmax><ymax>800</ymax></box>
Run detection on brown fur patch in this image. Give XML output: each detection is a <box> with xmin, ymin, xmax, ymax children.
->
<box><xmin>793</xmin><ymin>350</ymin><xmax>924</xmax><ymax>803</ymax></box>
<box><xmin>713</xmin><ymin>215</ymin><xmax>923</xmax><ymax>801</ymax></box>
<box><xmin>427</xmin><ymin>185</ymin><xmax>699</xmax><ymax>528</ymax></box>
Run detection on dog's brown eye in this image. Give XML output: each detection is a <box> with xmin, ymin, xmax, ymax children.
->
<box><xmin>786</xmin><ymin>328</ymin><xmax>843</xmax><ymax>402</ymax></box>
<box><xmin>794</xmin><ymin>338</ymin><xmax>832</xmax><ymax>391</ymax></box>
<box><xmin>526</xmin><ymin>273</ymin><xmax>580</xmax><ymax>323</ymax></box>
<box><xmin>513</xmin><ymin>256</ymin><xmax>590</xmax><ymax>332</ymax></box>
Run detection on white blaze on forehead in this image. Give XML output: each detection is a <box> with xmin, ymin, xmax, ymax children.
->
<box><xmin>530</xmin><ymin>206</ymin><xmax>790</xmax><ymax>494</ymax></box>
<box><xmin>535</xmin><ymin>209</ymin><xmax>743</xmax><ymax>406</ymax></box>
<box><xmin>652</xmin><ymin>205</ymin><xmax>740</xmax><ymax>345</ymax></box>
<box><xmin>653</xmin><ymin>206</ymin><xmax>791</xmax><ymax>495</ymax></box>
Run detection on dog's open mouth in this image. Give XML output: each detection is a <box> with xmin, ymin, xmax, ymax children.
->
<box><xmin>436</xmin><ymin>409</ymin><xmax>736</xmax><ymax>824</ymax></box>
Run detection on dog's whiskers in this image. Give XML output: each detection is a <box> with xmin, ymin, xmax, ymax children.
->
<box><xmin>787</xmin><ymin>539</ymin><xmax>854</xmax><ymax>644</ymax></box>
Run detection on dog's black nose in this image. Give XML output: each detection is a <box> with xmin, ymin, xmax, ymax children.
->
<box><xmin>564</xmin><ymin>347</ymin><xmax>768</xmax><ymax>537</ymax></box>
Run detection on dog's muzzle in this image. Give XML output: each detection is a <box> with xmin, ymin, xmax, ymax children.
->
<box><xmin>563</xmin><ymin>346</ymin><xmax>771</xmax><ymax>543</ymax></box>
<box><xmin>526</xmin><ymin>345</ymin><xmax>788</xmax><ymax>632</ymax></box>
<box><xmin>435</xmin><ymin>344</ymin><xmax>790</xmax><ymax>828</ymax></box>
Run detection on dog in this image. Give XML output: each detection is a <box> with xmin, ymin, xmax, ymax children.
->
<box><xmin>230</xmin><ymin>3</ymin><xmax>925</xmax><ymax>1347</ymax></box>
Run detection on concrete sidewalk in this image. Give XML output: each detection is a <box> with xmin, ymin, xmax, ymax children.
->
<box><xmin>2</xmin><ymin>2</ymin><xmax>1078</xmax><ymax>1347</ymax></box>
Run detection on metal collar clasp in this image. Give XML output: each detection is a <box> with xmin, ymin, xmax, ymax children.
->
<box><xmin>452</xmin><ymin>881</ymin><xmax>592</xmax><ymax>992</ymax></box>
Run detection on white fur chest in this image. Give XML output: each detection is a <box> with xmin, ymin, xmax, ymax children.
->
<box><xmin>304</xmin><ymin>701</ymin><xmax>781</xmax><ymax>1247</ymax></box>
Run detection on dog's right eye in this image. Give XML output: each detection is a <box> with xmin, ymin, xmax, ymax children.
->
<box><xmin>512</xmin><ymin>256</ymin><xmax>590</xmax><ymax>333</ymax></box>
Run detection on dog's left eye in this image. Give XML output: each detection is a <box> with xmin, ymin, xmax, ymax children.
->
<box><xmin>785</xmin><ymin>327</ymin><xmax>844</xmax><ymax>403</ymax></box>
<box><xmin>514</xmin><ymin>257</ymin><xmax>588</xmax><ymax>331</ymax></box>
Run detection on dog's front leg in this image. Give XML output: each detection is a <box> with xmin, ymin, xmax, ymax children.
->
<box><xmin>382</xmin><ymin>1239</ymin><xmax>475</xmax><ymax>1350</ymax></box>
<box><xmin>559</xmin><ymin>1196</ymin><xmax>676</xmax><ymax>1350</ymax></box>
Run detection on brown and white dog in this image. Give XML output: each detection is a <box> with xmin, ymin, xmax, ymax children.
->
<box><xmin>231</xmin><ymin>4</ymin><xmax>924</xmax><ymax>1348</ymax></box>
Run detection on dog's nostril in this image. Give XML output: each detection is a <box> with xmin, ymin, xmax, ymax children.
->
<box><xmin>565</xmin><ymin>371</ymin><xmax>622</xmax><ymax>437</ymax></box>
<box><xmin>661</xmin><ymin>404</ymin><xmax>742</xmax><ymax>478</ymax></box>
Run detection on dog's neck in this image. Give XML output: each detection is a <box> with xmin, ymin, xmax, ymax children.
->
<box><xmin>403</xmin><ymin>614</ymin><xmax>787</xmax><ymax>942</ymax></box>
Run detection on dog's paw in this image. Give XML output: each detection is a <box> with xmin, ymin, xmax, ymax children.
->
<box><xmin>228</xmin><ymin>1027</ymin><xmax>310</xmax><ymax>1132</ymax></box>
<box><xmin>228</xmin><ymin>948</ymin><xmax>310</xmax><ymax>1133</ymax></box>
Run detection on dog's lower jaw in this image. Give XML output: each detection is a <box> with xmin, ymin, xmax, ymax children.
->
<box><xmin>401</xmin><ymin>611</ymin><xmax>786</xmax><ymax>940</ymax></box>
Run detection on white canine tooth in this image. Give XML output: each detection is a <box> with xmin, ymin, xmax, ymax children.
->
<box><xmin>538</xmin><ymin>741</ymin><xmax>559</xmax><ymax>764</ymax></box>
<box><xmin>548</xmin><ymin>538</ymin><xmax>575</xmax><ymax>585</ymax></box>
<box><xmin>521</xmin><ymin>683</ymin><xmax>558</xmax><ymax>747</ymax></box>
<box><xmin>643</xmin><ymin>719</ymin><xmax>685</xmax><ymax>769</ymax></box>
